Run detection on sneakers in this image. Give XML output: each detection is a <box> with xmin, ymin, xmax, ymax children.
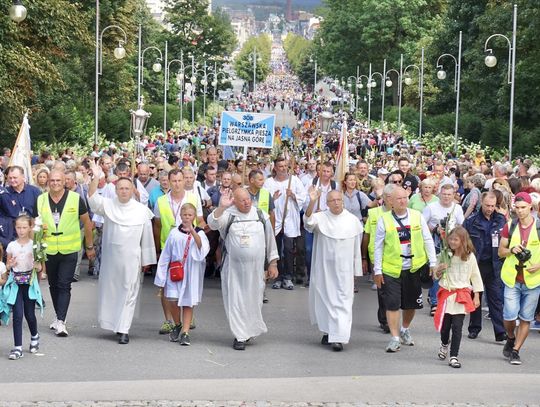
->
<box><xmin>29</xmin><ymin>334</ymin><xmax>40</xmax><ymax>354</ymax></box>
<box><xmin>385</xmin><ymin>337</ymin><xmax>401</xmax><ymax>353</ymax></box>
<box><xmin>271</xmin><ymin>280</ymin><xmax>282</xmax><ymax>289</ymax></box>
<box><xmin>55</xmin><ymin>320</ymin><xmax>68</xmax><ymax>337</ymax></box>
<box><xmin>370</xmin><ymin>283</ymin><xmax>378</xmax><ymax>291</ymax></box>
<box><xmin>509</xmin><ymin>349</ymin><xmax>522</xmax><ymax>365</ymax></box>
<box><xmin>49</xmin><ymin>319</ymin><xmax>58</xmax><ymax>331</ymax></box>
<box><xmin>180</xmin><ymin>332</ymin><xmax>191</xmax><ymax>346</ymax></box>
<box><xmin>159</xmin><ymin>320</ymin><xmax>174</xmax><ymax>335</ymax></box>
<box><xmin>400</xmin><ymin>329</ymin><xmax>414</xmax><ymax>346</ymax></box>
<box><xmin>233</xmin><ymin>338</ymin><xmax>246</xmax><ymax>351</ymax></box>
<box><xmin>189</xmin><ymin>317</ymin><xmax>196</xmax><ymax>330</ymax></box>
<box><xmin>438</xmin><ymin>343</ymin><xmax>449</xmax><ymax>360</ymax></box>
<box><xmin>331</xmin><ymin>343</ymin><xmax>343</xmax><ymax>352</ymax></box>
<box><xmin>169</xmin><ymin>324</ymin><xmax>182</xmax><ymax>342</ymax></box>
<box><xmin>503</xmin><ymin>337</ymin><xmax>515</xmax><ymax>358</ymax></box>
<box><xmin>282</xmin><ymin>279</ymin><xmax>294</xmax><ymax>290</ymax></box>
<box><xmin>530</xmin><ymin>320</ymin><xmax>540</xmax><ymax>330</ymax></box>
<box><xmin>448</xmin><ymin>356</ymin><xmax>461</xmax><ymax>368</ymax></box>
<box><xmin>8</xmin><ymin>348</ymin><xmax>23</xmax><ymax>360</ymax></box>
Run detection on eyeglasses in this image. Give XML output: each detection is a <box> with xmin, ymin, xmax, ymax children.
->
<box><xmin>390</xmin><ymin>179</ymin><xmax>403</xmax><ymax>184</ymax></box>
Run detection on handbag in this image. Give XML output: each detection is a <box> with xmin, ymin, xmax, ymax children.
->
<box><xmin>168</xmin><ymin>234</ymin><xmax>192</xmax><ymax>282</ymax></box>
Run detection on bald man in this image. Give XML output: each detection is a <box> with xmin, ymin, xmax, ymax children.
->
<box><xmin>37</xmin><ymin>169</ymin><xmax>94</xmax><ymax>337</ymax></box>
<box><xmin>208</xmin><ymin>188</ymin><xmax>279</xmax><ymax>350</ymax></box>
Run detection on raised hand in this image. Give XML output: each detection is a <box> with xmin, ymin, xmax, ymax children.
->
<box><xmin>219</xmin><ymin>189</ymin><xmax>234</xmax><ymax>208</ymax></box>
<box><xmin>308</xmin><ymin>185</ymin><xmax>321</xmax><ymax>202</ymax></box>
<box><xmin>273</xmin><ymin>190</ymin><xmax>282</xmax><ymax>201</ymax></box>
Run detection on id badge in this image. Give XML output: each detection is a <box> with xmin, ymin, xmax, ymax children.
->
<box><xmin>240</xmin><ymin>235</ymin><xmax>251</xmax><ymax>248</ymax></box>
<box><xmin>52</xmin><ymin>211</ymin><xmax>60</xmax><ymax>224</ymax></box>
<box><xmin>492</xmin><ymin>233</ymin><xmax>499</xmax><ymax>248</ymax></box>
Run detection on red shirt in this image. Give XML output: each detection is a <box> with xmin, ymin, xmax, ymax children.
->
<box><xmin>501</xmin><ymin>220</ymin><xmax>534</xmax><ymax>284</ymax></box>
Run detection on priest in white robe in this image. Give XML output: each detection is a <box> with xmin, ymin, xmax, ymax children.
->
<box><xmin>304</xmin><ymin>188</ymin><xmax>363</xmax><ymax>351</ymax></box>
<box><xmin>87</xmin><ymin>161</ymin><xmax>156</xmax><ymax>344</ymax></box>
<box><xmin>208</xmin><ymin>188</ymin><xmax>279</xmax><ymax>350</ymax></box>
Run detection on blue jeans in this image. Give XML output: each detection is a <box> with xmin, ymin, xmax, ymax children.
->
<box><xmin>305</xmin><ymin>230</ymin><xmax>314</xmax><ymax>278</ymax></box>
<box><xmin>503</xmin><ymin>283</ymin><xmax>540</xmax><ymax>322</ymax></box>
<box><xmin>429</xmin><ymin>279</ymin><xmax>440</xmax><ymax>306</ymax></box>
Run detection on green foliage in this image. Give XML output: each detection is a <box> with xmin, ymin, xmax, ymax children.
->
<box><xmin>233</xmin><ymin>35</ymin><xmax>272</xmax><ymax>86</ymax></box>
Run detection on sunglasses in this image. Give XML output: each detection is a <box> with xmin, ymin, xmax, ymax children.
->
<box><xmin>390</xmin><ymin>179</ymin><xmax>403</xmax><ymax>184</ymax></box>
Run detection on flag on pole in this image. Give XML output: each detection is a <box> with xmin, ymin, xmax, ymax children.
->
<box><xmin>334</xmin><ymin>120</ymin><xmax>349</xmax><ymax>183</ymax></box>
<box><xmin>9</xmin><ymin>112</ymin><xmax>34</xmax><ymax>184</ymax></box>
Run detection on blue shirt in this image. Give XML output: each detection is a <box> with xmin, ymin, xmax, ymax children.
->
<box><xmin>148</xmin><ymin>186</ymin><xmax>167</xmax><ymax>210</ymax></box>
<box><xmin>0</xmin><ymin>184</ymin><xmax>41</xmax><ymax>219</ymax></box>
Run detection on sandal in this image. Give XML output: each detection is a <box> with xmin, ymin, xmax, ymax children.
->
<box><xmin>449</xmin><ymin>356</ymin><xmax>461</xmax><ymax>368</ymax></box>
<box><xmin>9</xmin><ymin>349</ymin><xmax>23</xmax><ymax>360</ymax></box>
<box><xmin>29</xmin><ymin>334</ymin><xmax>40</xmax><ymax>354</ymax></box>
<box><xmin>430</xmin><ymin>305</ymin><xmax>437</xmax><ymax>317</ymax></box>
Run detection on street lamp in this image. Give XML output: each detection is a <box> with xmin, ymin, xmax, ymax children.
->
<box><xmin>130</xmin><ymin>104</ymin><xmax>151</xmax><ymax>165</ymax></box>
<box><xmin>164</xmin><ymin>43</ymin><xmax>185</xmax><ymax>133</ymax></box>
<box><xmin>136</xmin><ymin>25</ymin><xmax>163</xmax><ymax>109</ymax></box>
<box><xmin>358</xmin><ymin>63</ymin><xmax>384</xmax><ymax>128</ymax></box>
<box><xmin>402</xmin><ymin>48</ymin><xmax>425</xmax><ymax>137</ymax></box>
<box><xmin>384</xmin><ymin>55</ymin><xmax>405</xmax><ymax>130</ymax></box>
<box><xmin>309</xmin><ymin>56</ymin><xmax>318</xmax><ymax>97</ymax></box>
<box><xmin>95</xmin><ymin>0</ymin><xmax>127</xmax><ymax>144</ymax></box>
<box><xmin>200</xmin><ymin>61</ymin><xmax>208</xmax><ymax>122</ymax></box>
<box><xmin>248</xmin><ymin>47</ymin><xmax>259</xmax><ymax>93</ymax></box>
<box><xmin>209</xmin><ymin>61</ymin><xmax>228</xmax><ymax>104</ymax></box>
<box><xmin>9</xmin><ymin>0</ymin><xmax>27</xmax><ymax>23</ymax></box>
<box><xmin>436</xmin><ymin>31</ymin><xmax>462</xmax><ymax>153</ymax></box>
<box><xmin>484</xmin><ymin>4</ymin><xmax>517</xmax><ymax>160</ymax></box>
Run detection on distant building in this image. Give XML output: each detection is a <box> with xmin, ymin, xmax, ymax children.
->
<box><xmin>223</xmin><ymin>8</ymin><xmax>256</xmax><ymax>48</ymax></box>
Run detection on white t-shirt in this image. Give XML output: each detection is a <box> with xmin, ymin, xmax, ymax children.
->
<box><xmin>422</xmin><ymin>202</ymin><xmax>464</xmax><ymax>231</ymax></box>
<box><xmin>6</xmin><ymin>240</ymin><xmax>34</xmax><ymax>272</ymax></box>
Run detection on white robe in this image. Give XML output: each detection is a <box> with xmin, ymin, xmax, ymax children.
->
<box><xmin>154</xmin><ymin>228</ymin><xmax>210</xmax><ymax>307</ymax></box>
<box><xmin>304</xmin><ymin>209</ymin><xmax>363</xmax><ymax>344</ymax></box>
<box><xmin>208</xmin><ymin>206</ymin><xmax>279</xmax><ymax>342</ymax></box>
<box><xmin>88</xmin><ymin>193</ymin><xmax>156</xmax><ymax>334</ymax></box>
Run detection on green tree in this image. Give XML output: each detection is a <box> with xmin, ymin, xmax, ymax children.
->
<box><xmin>234</xmin><ymin>35</ymin><xmax>272</xmax><ymax>88</ymax></box>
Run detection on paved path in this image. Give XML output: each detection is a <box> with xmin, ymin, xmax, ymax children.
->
<box><xmin>0</xmin><ymin>268</ymin><xmax>538</xmax><ymax>404</ymax></box>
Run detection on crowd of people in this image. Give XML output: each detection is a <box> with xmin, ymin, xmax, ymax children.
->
<box><xmin>0</xmin><ymin>44</ymin><xmax>538</xmax><ymax>369</ymax></box>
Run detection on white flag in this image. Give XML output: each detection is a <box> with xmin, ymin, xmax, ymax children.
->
<box><xmin>9</xmin><ymin>112</ymin><xmax>34</xmax><ymax>184</ymax></box>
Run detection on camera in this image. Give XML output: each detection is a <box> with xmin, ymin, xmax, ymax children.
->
<box><xmin>515</xmin><ymin>248</ymin><xmax>532</xmax><ymax>263</ymax></box>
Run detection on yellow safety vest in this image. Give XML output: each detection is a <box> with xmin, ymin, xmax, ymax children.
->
<box><xmin>381</xmin><ymin>210</ymin><xmax>427</xmax><ymax>277</ymax></box>
<box><xmin>501</xmin><ymin>220</ymin><xmax>540</xmax><ymax>289</ymax></box>
<box><xmin>157</xmin><ymin>193</ymin><xmax>198</xmax><ymax>249</ymax></box>
<box><xmin>366</xmin><ymin>206</ymin><xmax>385</xmax><ymax>262</ymax></box>
<box><xmin>38</xmin><ymin>191</ymin><xmax>82</xmax><ymax>255</ymax></box>
<box><xmin>256</xmin><ymin>188</ymin><xmax>270</xmax><ymax>214</ymax></box>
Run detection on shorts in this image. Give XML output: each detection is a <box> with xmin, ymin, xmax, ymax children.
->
<box><xmin>503</xmin><ymin>283</ymin><xmax>540</xmax><ymax>322</ymax></box>
<box><xmin>381</xmin><ymin>268</ymin><xmax>423</xmax><ymax>311</ymax></box>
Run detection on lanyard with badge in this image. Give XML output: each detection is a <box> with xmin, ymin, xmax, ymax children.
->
<box><xmin>392</xmin><ymin>211</ymin><xmax>413</xmax><ymax>259</ymax></box>
<box><xmin>168</xmin><ymin>196</ymin><xmax>183</xmax><ymax>228</ymax></box>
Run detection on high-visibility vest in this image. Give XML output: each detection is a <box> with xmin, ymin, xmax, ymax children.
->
<box><xmin>366</xmin><ymin>206</ymin><xmax>385</xmax><ymax>262</ymax></box>
<box><xmin>157</xmin><ymin>193</ymin><xmax>198</xmax><ymax>249</ymax></box>
<box><xmin>501</xmin><ymin>220</ymin><xmax>540</xmax><ymax>289</ymax></box>
<box><xmin>381</xmin><ymin>210</ymin><xmax>427</xmax><ymax>277</ymax></box>
<box><xmin>38</xmin><ymin>191</ymin><xmax>82</xmax><ymax>255</ymax></box>
<box><xmin>256</xmin><ymin>188</ymin><xmax>270</xmax><ymax>214</ymax></box>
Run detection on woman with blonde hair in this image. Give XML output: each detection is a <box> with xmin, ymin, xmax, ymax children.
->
<box><xmin>409</xmin><ymin>177</ymin><xmax>439</xmax><ymax>212</ymax></box>
<box><xmin>34</xmin><ymin>167</ymin><xmax>49</xmax><ymax>192</ymax></box>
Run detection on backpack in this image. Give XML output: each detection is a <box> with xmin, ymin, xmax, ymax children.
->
<box><xmin>507</xmin><ymin>218</ymin><xmax>540</xmax><ymax>246</ymax></box>
<box><xmin>220</xmin><ymin>208</ymin><xmax>267</xmax><ymax>265</ymax></box>
<box><xmin>312</xmin><ymin>176</ymin><xmax>337</xmax><ymax>190</ymax></box>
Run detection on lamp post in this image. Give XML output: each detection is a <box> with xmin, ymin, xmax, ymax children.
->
<box><xmin>9</xmin><ymin>0</ymin><xmax>27</xmax><ymax>22</ymax></box>
<box><xmin>136</xmin><ymin>24</ymin><xmax>163</xmax><ymax>109</ymax></box>
<box><xmin>200</xmin><ymin>61</ymin><xmax>208</xmax><ymax>122</ymax></box>
<box><xmin>209</xmin><ymin>61</ymin><xmax>228</xmax><ymax>104</ymax></box>
<box><xmin>436</xmin><ymin>31</ymin><xmax>462</xmax><ymax>153</ymax></box>
<box><xmin>384</xmin><ymin>55</ymin><xmax>405</xmax><ymax>130</ymax></box>
<box><xmin>130</xmin><ymin>103</ymin><xmax>151</xmax><ymax>169</ymax></box>
<box><xmin>189</xmin><ymin>54</ymin><xmax>196</xmax><ymax>126</ymax></box>
<box><xmin>357</xmin><ymin>64</ymin><xmax>383</xmax><ymax>128</ymax></box>
<box><xmin>248</xmin><ymin>47</ymin><xmax>258</xmax><ymax>93</ymax></box>
<box><xmin>309</xmin><ymin>56</ymin><xmax>318</xmax><ymax>96</ymax></box>
<box><xmin>95</xmin><ymin>0</ymin><xmax>127</xmax><ymax>144</ymax></box>
<box><xmin>484</xmin><ymin>4</ymin><xmax>517</xmax><ymax>160</ymax></box>
<box><xmin>164</xmin><ymin>45</ymin><xmax>185</xmax><ymax>133</ymax></box>
<box><xmin>402</xmin><ymin>48</ymin><xmax>425</xmax><ymax>137</ymax></box>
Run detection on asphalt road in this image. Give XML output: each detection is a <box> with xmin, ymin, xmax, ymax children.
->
<box><xmin>0</xmin><ymin>264</ymin><xmax>538</xmax><ymax>404</ymax></box>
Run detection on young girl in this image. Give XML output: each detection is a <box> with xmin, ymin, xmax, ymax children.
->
<box><xmin>433</xmin><ymin>226</ymin><xmax>483</xmax><ymax>368</ymax></box>
<box><xmin>2</xmin><ymin>215</ymin><xmax>44</xmax><ymax>360</ymax></box>
<box><xmin>155</xmin><ymin>203</ymin><xmax>209</xmax><ymax>346</ymax></box>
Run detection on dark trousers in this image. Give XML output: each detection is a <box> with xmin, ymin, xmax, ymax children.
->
<box><xmin>12</xmin><ymin>284</ymin><xmax>38</xmax><ymax>347</ymax></box>
<box><xmin>441</xmin><ymin>313</ymin><xmax>465</xmax><ymax>357</ymax></box>
<box><xmin>46</xmin><ymin>252</ymin><xmax>78</xmax><ymax>322</ymax></box>
<box><xmin>276</xmin><ymin>232</ymin><xmax>295</xmax><ymax>281</ymax></box>
<box><xmin>295</xmin><ymin>231</ymin><xmax>306</xmax><ymax>282</ymax></box>
<box><xmin>305</xmin><ymin>230</ymin><xmax>314</xmax><ymax>278</ymax></box>
<box><xmin>468</xmin><ymin>260</ymin><xmax>505</xmax><ymax>337</ymax></box>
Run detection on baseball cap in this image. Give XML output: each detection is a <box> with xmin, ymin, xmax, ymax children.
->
<box><xmin>515</xmin><ymin>192</ymin><xmax>532</xmax><ymax>204</ymax></box>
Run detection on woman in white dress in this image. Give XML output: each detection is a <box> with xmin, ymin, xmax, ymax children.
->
<box><xmin>155</xmin><ymin>203</ymin><xmax>210</xmax><ymax>346</ymax></box>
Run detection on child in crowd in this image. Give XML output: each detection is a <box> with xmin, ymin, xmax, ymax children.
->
<box><xmin>1</xmin><ymin>215</ymin><xmax>44</xmax><ymax>360</ymax></box>
<box><xmin>433</xmin><ymin>226</ymin><xmax>483</xmax><ymax>368</ymax></box>
<box><xmin>155</xmin><ymin>203</ymin><xmax>209</xmax><ymax>346</ymax></box>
